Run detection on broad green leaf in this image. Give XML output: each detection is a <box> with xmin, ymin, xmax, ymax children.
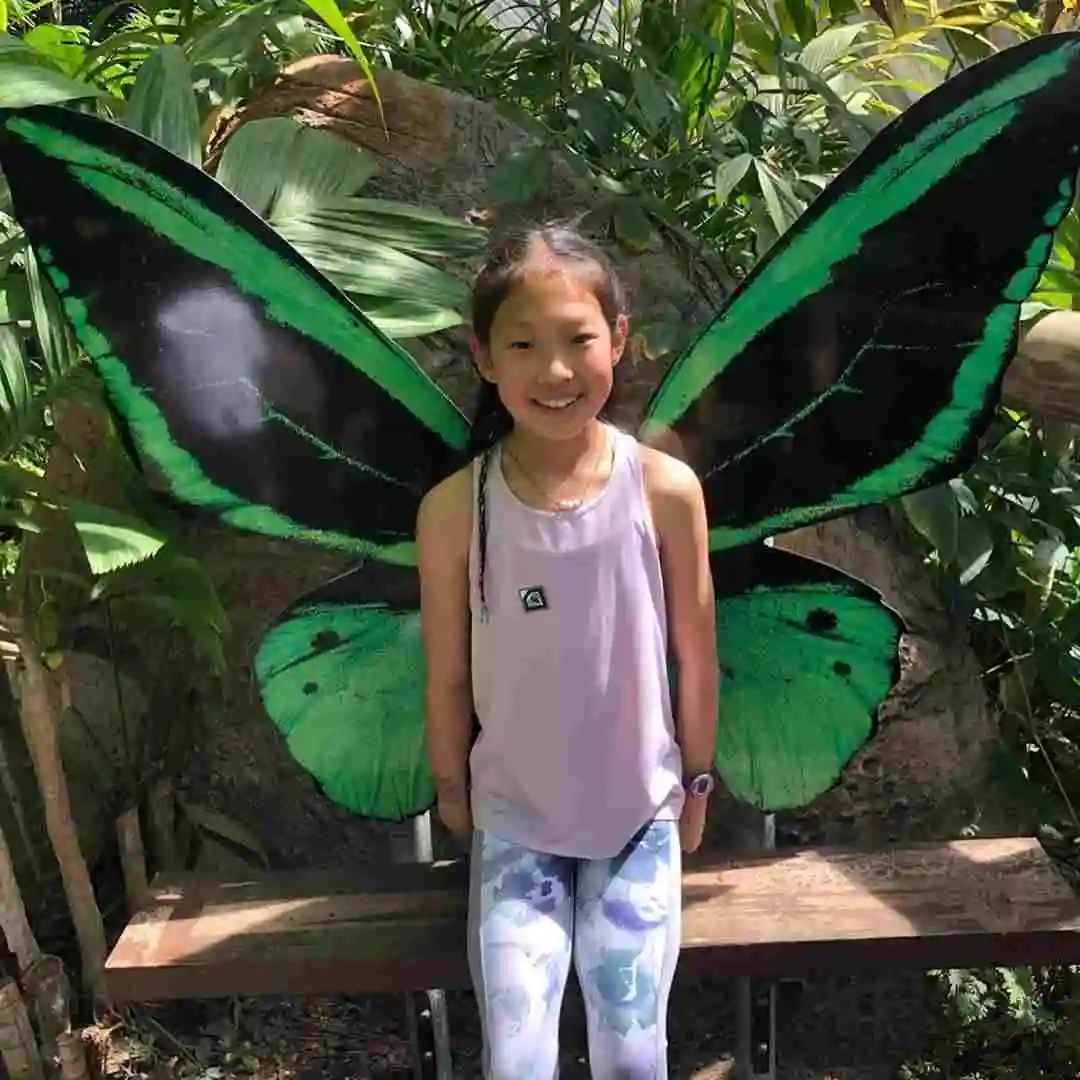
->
<box><xmin>274</xmin><ymin>218</ymin><xmax>468</xmax><ymax>309</ymax></box>
<box><xmin>715</xmin><ymin>153</ymin><xmax>753</xmax><ymax>204</ymax></box>
<box><xmin>0</xmin><ymin>324</ymin><xmax>30</xmax><ymax>431</ymax></box>
<box><xmin>955</xmin><ymin>514</ymin><xmax>994</xmax><ymax>585</ymax></box>
<box><xmin>799</xmin><ymin>24</ymin><xmax>868</xmax><ymax>75</ymax></box>
<box><xmin>282</xmin><ymin>199</ymin><xmax>485</xmax><ymax>259</ymax></box>
<box><xmin>0</xmin><ymin>63</ymin><xmax>101</xmax><ymax>108</ymax></box>
<box><xmin>351</xmin><ymin>295</ymin><xmax>463</xmax><ymax>339</ymax></box>
<box><xmin>753</xmin><ymin>158</ymin><xmax>803</xmax><ymax>235</ymax></box>
<box><xmin>124</xmin><ymin>44</ymin><xmax>201</xmax><ymax>166</ymax></box>
<box><xmin>783</xmin><ymin>0</ymin><xmax>817</xmax><ymax>43</ymax></box>
<box><xmin>631</xmin><ymin>69</ymin><xmax>671</xmax><ymax>133</ymax></box>
<box><xmin>903</xmin><ymin>483</ymin><xmax>960</xmax><ymax>561</ymax></box>
<box><xmin>21</xmin><ymin>24</ymin><xmax>87</xmax><ymax>78</ymax></box>
<box><xmin>674</xmin><ymin>0</ymin><xmax>736</xmax><ymax>123</ymax></box>
<box><xmin>216</xmin><ymin>118</ymin><xmax>375</xmax><ymax>219</ymax></box>
<box><xmin>0</xmin><ymin>506</ymin><xmax>41</xmax><ymax>533</ymax></box>
<box><xmin>1033</xmin><ymin>537</ymin><xmax>1069</xmax><ymax>575</ymax></box>
<box><xmin>948</xmin><ymin>478</ymin><xmax>980</xmax><ymax>514</ymax></box>
<box><xmin>64</xmin><ymin>501</ymin><xmax>168</xmax><ymax>575</ymax></box>
<box><xmin>23</xmin><ymin>245</ymin><xmax>79</xmax><ymax>381</ymax></box>
<box><xmin>1059</xmin><ymin>601</ymin><xmax>1080</xmax><ymax>645</ymax></box>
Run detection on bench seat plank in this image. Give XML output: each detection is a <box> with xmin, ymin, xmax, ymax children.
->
<box><xmin>103</xmin><ymin>837</ymin><xmax>1080</xmax><ymax>1003</ymax></box>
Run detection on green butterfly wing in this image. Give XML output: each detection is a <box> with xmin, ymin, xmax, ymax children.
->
<box><xmin>653</xmin><ymin>35</ymin><xmax>1080</xmax><ymax>810</ymax></box>
<box><xmin>711</xmin><ymin>547</ymin><xmax>901</xmax><ymax>810</ymax></box>
<box><xmin>0</xmin><ymin>103</ymin><xmax>462</xmax><ymax>820</ymax></box>
<box><xmin>643</xmin><ymin>32</ymin><xmax>1080</xmax><ymax>553</ymax></box>
<box><xmin>255</xmin><ymin>562</ymin><xmax>435</xmax><ymax>821</ymax></box>
<box><xmin>0</xmin><ymin>104</ymin><xmax>468</xmax><ymax>565</ymax></box>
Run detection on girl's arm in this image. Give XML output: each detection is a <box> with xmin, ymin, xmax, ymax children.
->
<box><xmin>417</xmin><ymin>468</ymin><xmax>475</xmax><ymax>826</ymax></box>
<box><xmin>644</xmin><ymin>449</ymin><xmax>719</xmax><ymax>777</ymax></box>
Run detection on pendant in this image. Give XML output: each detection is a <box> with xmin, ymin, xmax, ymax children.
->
<box><xmin>553</xmin><ymin>497</ymin><xmax>582</xmax><ymax>511</ymax></box>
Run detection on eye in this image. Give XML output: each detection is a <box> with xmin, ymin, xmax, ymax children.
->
<box><xmin>572</xmin><ymin>333</ymin><xmax>598</xmax><ymax>345</ymax></box>
<box><xmin>509</xmin><ymin>340</ymin><xmax>532</xmax><ymax>351</ymax></box>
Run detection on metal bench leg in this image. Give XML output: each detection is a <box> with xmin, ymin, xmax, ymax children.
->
<box><xmin>399</xmin><ymin>812</ymin><xmax>453</xmax><ymax>1080</ymax></box>
<box><xmin>735</xmin><ymin>812</ymin><xmax>776</xmax><ymax>1080</ymax></box>
<box><xmin>736</xmin><ymin>979</ymin><xmax>776</xmax><ymax>1080</ymax></box>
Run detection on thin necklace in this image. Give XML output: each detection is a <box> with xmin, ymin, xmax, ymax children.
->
<box><xmin>504</xmin><ymin>428</ymin><xmax>612</xmax><ymax>512</ymax></box>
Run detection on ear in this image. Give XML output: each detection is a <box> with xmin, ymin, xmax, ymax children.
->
<box><xmin>611</xmin><ymin>314</ymin><xmax>630</xmax><ymax>367</ymax></box>
<box><xmin>469</xmin><ymin>332</ymin><xmax>497</xmax><ymax>383</ymax></box>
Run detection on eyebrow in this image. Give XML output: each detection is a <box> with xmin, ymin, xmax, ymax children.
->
<box><xmin>501</xmin><ymin>312</ymin><xmax>600</xmax><ymax>330</ymax></box>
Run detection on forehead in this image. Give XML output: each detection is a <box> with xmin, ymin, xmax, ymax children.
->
<box><xmin>491</xmin><ymin>267</ymin><xmax>607</xmax><ymax>329</ymax></box>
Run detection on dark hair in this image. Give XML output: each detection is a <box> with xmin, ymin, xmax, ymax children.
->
<box><xmin>469</xmin><ymin>221</ymin><xmax>628</xmax><ymax>620</ymax></box>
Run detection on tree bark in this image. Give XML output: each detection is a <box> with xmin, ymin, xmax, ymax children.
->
<box><xmin>10</xmin><ymin>638</ymin><xmax>106</xmax><ymax>992</ymax></box>
<box><xmin>0</xmin><ymin>818</ymin><xmax>40</xmax><ymax>975</ymax></box>
<box><xmin>0</xmin><ymin>977</ymin><xmax>43</xmax><ymax>1080</ymax></box>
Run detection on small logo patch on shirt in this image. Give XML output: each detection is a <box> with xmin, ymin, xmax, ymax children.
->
<box><xmin>518</xmin><ymin>586</ymin><xmax>548</xmax><ymax>612</ymax></box>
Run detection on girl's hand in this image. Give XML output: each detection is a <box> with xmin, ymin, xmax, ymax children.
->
<box><xmin>438</xmin><ymin>793</ymin><xmax>473</xmax><ymax>848</ymax></box>
<box><xmin>679</xmin><ymin>796</ymin><xmax>708</xmax><ymax>853</ymax></box>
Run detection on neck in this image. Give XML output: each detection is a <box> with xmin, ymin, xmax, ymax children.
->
<box><xmin>504</xmin><ymin>420</ymin><xmax>608</xmax><ymax>477</ymax></box>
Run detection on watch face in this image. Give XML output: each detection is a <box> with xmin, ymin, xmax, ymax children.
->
<box><xmin>687</xmin><ymin>773</ymin><xmax>714</xmax><ymax>798</ymax></box>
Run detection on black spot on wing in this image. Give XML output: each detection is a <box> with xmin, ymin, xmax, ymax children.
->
<box><xmin>805</xmin><ymin>608</ymin><xmax>839</xmax><ymax>634</ymax></box>
<box><xmin>833</xmin><ymin>660</ymin><xmax>852</xmax><ymax>677</ymax></box>
<box><xmin>311</xmin><ymin>630</ymin><xmax>342</xmax><ymax>653</ymax></box>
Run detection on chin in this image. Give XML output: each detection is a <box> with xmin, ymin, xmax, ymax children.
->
<box><xmin>523</xmin><ymin>408</ymin><xmax>599</xmax><ymax>440</ymax></box>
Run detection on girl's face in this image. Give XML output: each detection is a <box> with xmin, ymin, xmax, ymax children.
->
<box><xmin>472</xmin><ymin>265</ymin><xmax>627</xmax><ymax>442</ymax></box>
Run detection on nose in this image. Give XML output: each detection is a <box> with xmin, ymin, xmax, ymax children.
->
<box><xmin>538</xmin><ymin>351</ymin><xmax>574</xmax><ymax>383</ymax></box>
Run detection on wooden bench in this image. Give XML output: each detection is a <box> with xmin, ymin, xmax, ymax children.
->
<box><xmin>103</xmin><ymin>836</ymin><xmax>1080</xmax><ymax>1079</ymax></box>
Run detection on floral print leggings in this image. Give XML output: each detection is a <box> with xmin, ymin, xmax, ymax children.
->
<box><xmin>467</xmin><ymin>819</ymin><xmax>682</xmax><ymax>1080</ymax></box>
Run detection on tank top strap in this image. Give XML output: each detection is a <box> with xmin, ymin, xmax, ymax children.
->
<box><xmin>610</xmin><ymin>426</ymin><xmax>655</xmax><ymax>539</ymax></box>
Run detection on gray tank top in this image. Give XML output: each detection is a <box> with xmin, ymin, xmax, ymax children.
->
<box><xmin>468</xmin><ymin>425</ymin><xmax>685</xmax><ymax>859</ymax></box>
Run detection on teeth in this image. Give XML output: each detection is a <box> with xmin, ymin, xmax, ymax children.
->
<box><xmin>537</xmin><ymin>397</ymin><xmax>578</xmax><ymax>409</ymax></box>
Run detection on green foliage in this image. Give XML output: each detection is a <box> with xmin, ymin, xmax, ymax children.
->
<box><xmin>900</xmin><ymin>230</ymin><xmax>1080</xmax><ymax>835</ymax></box>
<box><xmin>211</xmin><ymin>115</ymin><xmax>485</xmax><ymax>336</ymax></box>
<box><xmin>901</xmin><ymin>966</ymin><xmax>1080</xmax><ymax>1079</ymax></box>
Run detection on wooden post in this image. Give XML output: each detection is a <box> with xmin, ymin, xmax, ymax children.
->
<box><xmin>115</xmin><ymin>808</ymin><xmax>150</xmax><ymax>914</ymax></box>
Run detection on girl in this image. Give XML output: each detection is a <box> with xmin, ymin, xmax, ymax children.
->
<box><xmin>416</xmin><ymin>223</ymin><xmax>719</xmax><ymax>1080</ymax></box>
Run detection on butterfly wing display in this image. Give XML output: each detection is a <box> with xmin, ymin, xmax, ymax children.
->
<box><xmin>4</xmin><ymin>33</ymin><xmax>1080</xmax><ymax>823</ymax></box>
<box><xmin>642</xmin><ymin>32</ymin><xmax>1080</xmax><ymax>810</ymax></box>
<box><xmin>0</xmin><ymin>105</ymin><xmax>464</xmax><ymax>818</ymax></box>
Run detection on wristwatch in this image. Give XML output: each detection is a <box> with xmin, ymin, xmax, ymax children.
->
<box><xmin>683</xmin><ymin>771</ymin><xmax>715</xmax><ymax>799</ymax></box>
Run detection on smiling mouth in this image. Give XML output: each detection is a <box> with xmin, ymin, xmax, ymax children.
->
<box><xmin>533</xmin><ymin>395</ymin><xmax>583</xmax><ymax>411</ymax></box>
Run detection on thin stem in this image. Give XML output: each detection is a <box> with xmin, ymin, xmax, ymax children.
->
<box><xmin>103</xmin><ymin>600</ymin><xmax>135</xmax><ymax>802</ymax></box>
<box><xmin>1004</xmin><ymin>629</ymin><xmax>1080</xmax><ymax>832</ymax></box>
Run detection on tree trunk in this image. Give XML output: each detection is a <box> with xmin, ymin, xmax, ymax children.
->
<box><xmin>10</xmin><ymin>636</ymin><xmax>105</xmax><ymax>992</ymax></box>
<box><xmin>0</xmin><ymin>977</ymin><xmax>43</xmax><ymax>1080</ymax></box>
<box><xmin>0</xmin><ymin>817</ymin><xmax>40</xmax><ymax>975</ymax></box>
<box><xmin>1005</xmin><ymin>310</ymin><xmax>1080</xmax><ymax>424</ymax></box>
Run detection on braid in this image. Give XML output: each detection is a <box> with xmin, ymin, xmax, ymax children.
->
<box><xmin>477</xmin><ymin>446</ymin><xmax>492</xmax><ymax>622</ymax></box>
